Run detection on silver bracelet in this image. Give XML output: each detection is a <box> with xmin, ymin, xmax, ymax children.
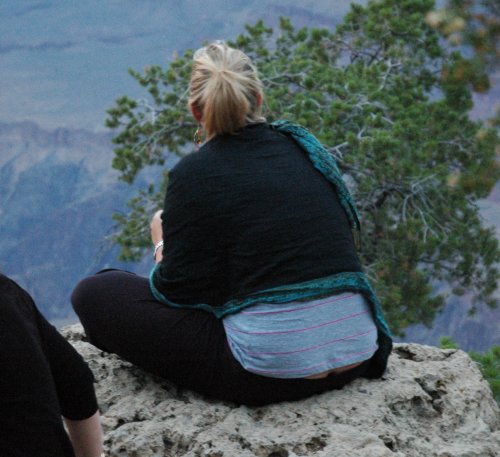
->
<box><xmin>153</xmin><ymin>240</ymin><xmax>164</xmax><ymax>260</ymax></box>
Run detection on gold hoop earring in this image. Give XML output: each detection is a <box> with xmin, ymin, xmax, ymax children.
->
<box><xmin>194</xmin><ymin>125</ymin><xmax>202</xmax><ymax>149</ymax></box>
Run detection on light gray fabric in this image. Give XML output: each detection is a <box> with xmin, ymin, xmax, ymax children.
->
<box><xmin>223</xmin><ymin>292</ymin><xmax>378</xmax><ymax>378</ymax></box>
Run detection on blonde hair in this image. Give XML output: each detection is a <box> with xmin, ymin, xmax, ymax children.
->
<box><xmin>189</xmin><ymin>41</ymin><xmax>265</xmax><ymax>137</ymax></box>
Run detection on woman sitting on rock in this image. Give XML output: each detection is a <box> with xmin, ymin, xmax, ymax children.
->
<box><xmin>72</xmin><ymin>41</ymin><xmax>392</xmax><ymax>406</ymax></box>
<box><xmin>0</xmin><ymin>273</ymin><xmax>103</xmax><ymax>457</ymax></box>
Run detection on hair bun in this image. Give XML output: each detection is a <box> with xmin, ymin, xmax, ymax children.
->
<box><xmin>189</xmin><ymin>43</ymin><xmax>265</xmax><ymax>137</ymax></box>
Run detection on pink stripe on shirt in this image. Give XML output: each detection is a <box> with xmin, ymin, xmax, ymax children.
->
<box><xmin>224</xmin><ymin>310</ymin><xmax>369</xmax><ymax>335</ymax></box>
<box><xmin>234</xmin><ymin>328</ymin><xmax>377</xmax><ymax>356</ymax></box>
<box><xmin>247</xmin><ymin>346</ymin><xmax>378</xmax><ymax>375</ymax></box>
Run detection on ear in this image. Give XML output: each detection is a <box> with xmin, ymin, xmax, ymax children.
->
<box><xmin>190</xmin><ymin>103</ymin><xmax>203</xmax><ymax>123</ymax></box>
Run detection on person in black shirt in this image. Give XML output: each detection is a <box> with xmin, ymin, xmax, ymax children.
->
<box><xmin>0</xmin><ymin>273</ymin><xmax>103</xmax><ymax>457</ymax></box>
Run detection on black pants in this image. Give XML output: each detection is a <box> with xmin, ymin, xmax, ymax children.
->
<box><xmin>72</xmin><ymin>269</ymin><xmax>372</xmax><ymax>406</ymax></box>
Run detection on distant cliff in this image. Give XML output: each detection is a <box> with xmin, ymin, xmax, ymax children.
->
<box><xmin>0</xmin><ymin>121</ymin><xmax>150</xmax><ymax>321</ymax></box>
<box><xmin>64</xmin><ymin>324</ymin><xmax>500</xmax><ymax>457</ymax></box>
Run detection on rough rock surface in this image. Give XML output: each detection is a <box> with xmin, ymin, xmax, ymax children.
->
<box><xmin>63</xmin><ymin>324</ymin><xmax>500</xmax><ymax>457</ymax></box>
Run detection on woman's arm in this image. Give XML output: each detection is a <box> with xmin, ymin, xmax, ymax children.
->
<box><xmin>64</xmin><ymin>411</ymin><xmax>103</xmax><ymax>457</ymax></box>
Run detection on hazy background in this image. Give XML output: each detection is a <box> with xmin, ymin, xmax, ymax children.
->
<box><xmin>0</xmin><ymin>0</ymin><xmax>355</xmax><ymax>130</ymax></box>
<box><xmin>1</xmin><ymin>0</ymin><xmax>499</xmax><ymax>350</ymax></box>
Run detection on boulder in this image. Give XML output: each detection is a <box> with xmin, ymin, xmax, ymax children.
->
<box><xmin>63</xmin><ymin>324</ymin><xmax>500</xmax><ymax>457</ymax></box>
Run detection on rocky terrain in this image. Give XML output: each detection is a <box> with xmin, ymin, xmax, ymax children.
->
<box><xmin>64</xmin><ymin>324</ymin><xmax>500</xmax><ymax>457</ymax></box>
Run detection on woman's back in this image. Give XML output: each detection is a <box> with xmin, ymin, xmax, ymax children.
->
<box><xmin>157</xmin><ymin>122</ymin><xmax>362</xmax><ymax>306</ymax></box>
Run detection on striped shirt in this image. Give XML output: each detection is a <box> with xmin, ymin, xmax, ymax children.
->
<box><xmin>223</xmin><ymin>292</ymin><xmax>378</xmax><ymax>378</ymax></box>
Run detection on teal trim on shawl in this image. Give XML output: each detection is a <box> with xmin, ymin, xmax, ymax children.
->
<box><xmin>151</xmin><ymin>264</ymin><xmax>389</xmax><ymax>332</ymax></box>
<box><xmin>270</xmin><ymin>120</ymin><xmax>360</xmax><ymax>234</ymax></box>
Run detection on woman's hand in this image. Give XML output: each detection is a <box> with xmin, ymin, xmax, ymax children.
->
<box><xmin>150</xmin><ymin>210</ymin><xmax>163</xmax><ymax>245</ymax></box>
<box><xmin>150</xmin><ymin>210</ymin><xmax>164</xmax><ymax>263</ymax></box>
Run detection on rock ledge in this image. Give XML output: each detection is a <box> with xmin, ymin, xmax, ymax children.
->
<box><xmin>63</xmin><ymin>324</ymin><xmax>500</xmax><ymax>457</ymax></box>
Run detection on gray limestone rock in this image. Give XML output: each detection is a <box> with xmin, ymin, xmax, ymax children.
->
<box><xmin>63</xmin><ymin>324</ymin><xmax>500</xmax><ymax>457</ymax></box>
